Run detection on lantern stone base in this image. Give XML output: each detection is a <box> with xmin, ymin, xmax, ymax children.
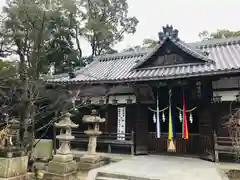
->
<box><xmin>44</xmin><ymin>154</ymin><xmax>77</xmax><ymax>180</ymax></box>
<box><xmin>53</xmin><ymin>154</ymin><xmax>74</xmax><ymax>162</ymax></box>
<box><xmin>47</xmin><ymin>160</ymin><xmax>77</xmax><ymax>174</ymax></box>
<box><xmin>78</xmin><ymin>154</ymin><xmax>105</xmax><ymax>170</ymax></box>
<box><xmin>44</xmin><ymin>171</ymin><xmax>76</xmax><ymax>180</ymax></box>
<box><xmin>0</xmin><ymin>156</ymin><xmax>28</xmax><ymax>180</ymax></box>
<box><xmin>0</xmin><ymin>174</ymin><xmax>27</xmax><ymax>180</ymax></box>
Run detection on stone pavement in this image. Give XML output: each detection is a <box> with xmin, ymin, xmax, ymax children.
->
<box><xmin>87</xmin><ymin>155</ymin><xmax>229</xmax><ymax>180</ymax></box>
<box><xmin>72</xmin><ymin>150</ymin><xmax>132</xmax><ymax>162</ymax></box>
<box><xmin>217</xmin><ymin>162</ymin><xmax>240</xmax><ymax>171</ymax></box>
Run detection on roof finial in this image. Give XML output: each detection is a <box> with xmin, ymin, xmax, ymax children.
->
<box><xmin>163</xmin><ymin>24</ymin><xmax>173</xmax><ymax>35</ymax></box>
<box><xmin>158</xmin><ymin>24</ymin><xmax>179</xmax><ymax>41</ymax></box>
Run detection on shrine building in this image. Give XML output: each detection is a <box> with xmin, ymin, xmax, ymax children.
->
<box><xmin>47</xmin><ymin>25</ymin><xmax>240</xmax><ymax>161</ymax></box>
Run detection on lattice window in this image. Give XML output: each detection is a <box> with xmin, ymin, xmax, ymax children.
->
<box><xmin>153</xmin><ymin>54</ymin><xmax>184</xmax><ymax>66</ymax></box>
<box><xmin>117</xmin><ymin>107</ymin><xmax>126</xmax><ymax>140</ymax></box>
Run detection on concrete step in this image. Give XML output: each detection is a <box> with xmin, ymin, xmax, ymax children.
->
<box><xmin>96</xmin><ymin>176</ymin><xmax>127</xmax><ymax>180</ymax></box>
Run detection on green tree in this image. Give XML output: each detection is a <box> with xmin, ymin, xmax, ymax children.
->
<box><xmin>82</xmin><ymin>0</ymin><xmax>139</xmax><ymax>56</ymax></box>
<box><xmin>0</xmin><ymin>59</ymin><xmax>18</xmax><ymax>100</ymax></box>
<box><xmin>122</xmin><ymin>38</ymin><xmax>158</xmax><ymax>51</ymax></box>
<box><xmin>43</xmin><ymin>0</ymin><xmax>85</xmax><ymax>74</ymax></box>
<box><xmin>123</xmin><ymin>45</ymin><xmax>143</xmax><ymax>52</ymax></box>
<box><xmin>0</xmin><ymin>59</ymin><xmax>17</xmax><ymax>77</ymax></box>
<box><xmin>199</xmin><ymin>29</ymin><xmax>240</xmax><ymax>40</ymax></box>
<box><xmin>0</xmin><ymin>0</ymin><xmax>83</xmax><ymax>153</ymax></box>
<box><xmin>142</xmin><ymin>38</ymin><xmax>158</xmax><ymax>48</ymax></box>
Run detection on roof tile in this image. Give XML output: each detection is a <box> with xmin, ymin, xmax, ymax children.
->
<box><xmin>48</xmin><ymin>36</ymin><xmax>240</xmax><ymax>84</ymax></box>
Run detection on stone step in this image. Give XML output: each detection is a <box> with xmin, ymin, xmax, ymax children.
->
<box><xmin>97</xmin><ymin>172</ymin><xmax>128</xmax><ymax>180</ymax></box>
<box><xmin>97</xmin><ymin>172</ymin><xmax>158</xmax><ymax>180</ymax></box>
<box><xmin>96</xmin><ymin>176</ymin><xmax>127</xmax><ymax>180</ymax></box>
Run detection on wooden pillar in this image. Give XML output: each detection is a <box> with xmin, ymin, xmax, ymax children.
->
<box><xmin>133</xmin><ymin>84</ymin><xmax>154</xmax><ymax>155</ymax></box>
<box><xmin>104</xmin><ymin>105</ymin><xmax>109</xmax><ymax>132</ymax></box>
<box><xmin>198</xmin><ymin>79</ymin><xmax>215</xmax><ymax>161</ymax></box>
<box><xmin>53</xmin><ymin>124</ymin><xmax>57</xmax><ymax>155</ymax></box>
<box><xmin>134</xmin><ymin>103</ymin><xmax>148</xmax><ymax>155</ymax></box>
<box><xmin>104</xmin><ymin>85</ymin><xmax>110</xmax><ymax>132</ymax></box>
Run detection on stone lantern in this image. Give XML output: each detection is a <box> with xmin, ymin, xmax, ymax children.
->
<box><xmin>79</xmin><ymin>109</ymin><xmax>105</xmax><ymax>170</ymax></box>
<box><xmin>83</xmin><ymin>109</ymin><xmax>105</xmax><ymax>154</ymax></box>
<box><xmin>55</xmin><ymin>112</ymin><xmax>78</xmax><ymax>155</ymax></box>
<box><xmin>45</xmin><ymin>112</ymin><xmax>78</xmax><ymax>180</ymax></box>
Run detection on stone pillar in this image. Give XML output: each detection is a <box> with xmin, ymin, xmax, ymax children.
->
<box><xmin>88</xmin><ymin>136</ymin><xmax>97</xmax><ymax>154</ymax></box>
<box><xmin>79</xmin><ymin>109</ymin><xmax>105</xmax><ymax>170</ymax></box>
<box><xmin>0</xmin><ymin>118</ymin><xmax>28</xmax><ymax>180</ymax></box>
<box><xmin>44</xmin><ymin>112</ymin><xmax>78</xmax><ymax>180</ymax></box>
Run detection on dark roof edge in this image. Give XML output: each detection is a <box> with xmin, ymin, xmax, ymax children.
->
<box><xmin>131</xmin><ymin>43</ymin><xmax>162</xmax><ymax>69</ymax></box>
<box><xmin>172</xmin><ymin>37</ymin><xmax>214</xmax><ymax>63</ymax></box>
<box><xmin>47</xmin><ymin>68</ymin><xmax>240</xmax><ymax>85</ymax></box>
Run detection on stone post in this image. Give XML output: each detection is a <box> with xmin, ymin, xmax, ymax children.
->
<box><xmin>44</xmin><ymin>112</ymin><xmax>78</xmax><ymax>180</ymax></box>
<box><xmin>0</xmin><ymin>118</ymin><xmax>28</xmax><ymax>180</ymax></box>
<box><xmin>79</xmin><ymin>109</ymin><xmax>105</xmax><ymax>170</ymax></box>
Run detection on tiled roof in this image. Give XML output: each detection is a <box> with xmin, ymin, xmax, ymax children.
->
<box><xmin>132</xmin><ymin>36</ymin><xmax>212</xmax><ymax>70</ymax></box>
<box><xmin>48</xmin><ymin>35</ymin><xmax>240</xmax><ymax>84</ymax></box>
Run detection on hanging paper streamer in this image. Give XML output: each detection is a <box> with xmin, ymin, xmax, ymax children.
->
<box><xmin>189</xmin><ymin>113</ymin><xmax>193</xmax><ymax>124</ymax></box>
<box><xmin>177</xmin><ymin>107</ymin><xmax>196</xmax><ymax>123</ymax></box>
<box><xmin>162</xmin><ymin>112</ymin><xmax>166</xmax><ymax>122</ymax></box>
<box><xmin>168</xmin><ymin>89</ymin><xmax>176</xmax><ymax>140</ymax></box>
<box><xmin>179</xmin><ymin>112</ymin><xmax>183</xmax><ymax>122</ymax></box>
<box><xmin>153</xmin><ymin>113</ymin><xmax>156</xmax><ymax>123</ymax></box>
<box><xmin>182</xmin><ymin>93</ymin><xmax>189</xmax><ymax>140</ymax></box>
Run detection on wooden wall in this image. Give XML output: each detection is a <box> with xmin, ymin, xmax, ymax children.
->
<box><xmin>148</xmin><ymin>133</ymin><xmax>200</xmax><ymax>154</ymax></box>
<box><xmin>105</xmin><ymin>104</ymin><xmax>135</xmax><ymax>133</ymax></box>
<box><xmin>71</xmin><ymin>78</ymin><xmax>219</xmax><ymax>157</ymax></box>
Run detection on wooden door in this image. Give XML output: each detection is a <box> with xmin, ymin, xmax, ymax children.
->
<box><xmin>134</xmin><ymin>104</ymin><xmax>148</xmax><ymax>155</ymax></box>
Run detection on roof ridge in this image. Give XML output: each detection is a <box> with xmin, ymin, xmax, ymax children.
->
<box><xmin>135</xmin><ymin>61</ymin><xmax>208</xmax><ymax>71</ymax></box>
<box><xmin>87</xmin><ymin>37</ymin><xmax>240</xmax><ymax>62</ymax></box>
<box><xmin>95</xmin><ymin>49</ymin><xmax>149</xmax><ymax>62</ymax></box>
<box><xmin>189</xmin><ymin>36</ymin><xmax>240</xmax><ymax>48</ymax></box>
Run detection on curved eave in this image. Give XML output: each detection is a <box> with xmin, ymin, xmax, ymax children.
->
<box><xmin>46</xmin><ymin>67</ymin><xmax>240</xmax><ymax>85</ymax></box>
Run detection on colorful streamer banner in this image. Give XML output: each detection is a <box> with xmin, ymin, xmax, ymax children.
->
<box><xmin>152</xmin><ymin>92</ymin><xmax>161</xmax><ymax>138</ymax></box>
<box><xmin>156</xmin><ymin>92</ymin><xmax>161</xmax><ymax>138</ymax></box>
<box><xmin>156</xmin><ymin>114</ymin><xmax>160</xmax><ymax>138</ymax></box>
<box><xmin>182</xmin><ymin>94</ymin><xmax>189</xmax><ymax>139</ymax></box>
<box><xmin>168</xmin><ymin>89</ymin><xmax>176</xmax><ymax>140</ymax></box>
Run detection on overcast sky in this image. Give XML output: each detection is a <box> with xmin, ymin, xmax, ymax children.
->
<box><xmin>1</xmin><ymin>0</ymin><xmax>240</xmax><ymax>56</ymax></box>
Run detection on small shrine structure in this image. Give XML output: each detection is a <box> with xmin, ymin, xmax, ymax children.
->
<box><xmin>47</xmin><ymin>24</ymin><xmax>240</xmax><ymax>161</ymax></box>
